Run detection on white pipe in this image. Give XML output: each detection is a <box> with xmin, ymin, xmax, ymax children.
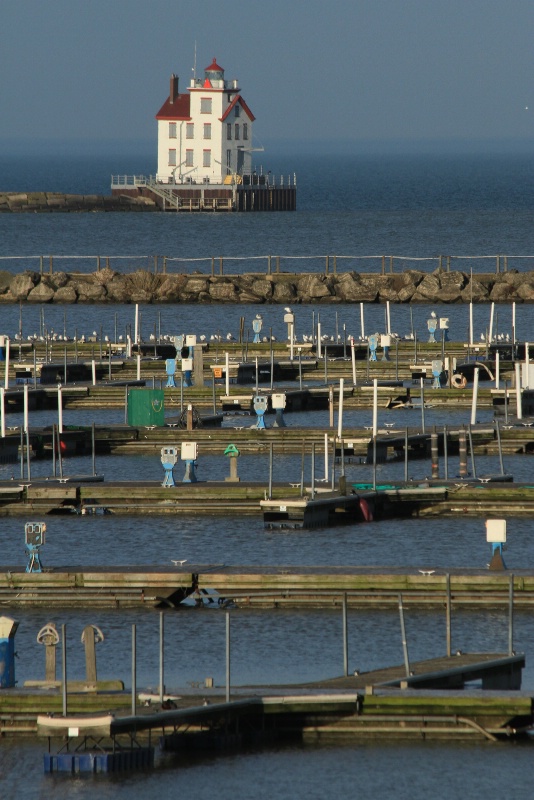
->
<box><xmin>515</xmin><ymin>361</ymin><xmax>522</xmax><ymax>420</ymax></box>
<box><xmin>23</xmin><ymin>384</ymin><xmax>28</xmax><ymax>433</ymax></box>
<box><xmin>57</xmin><ymin>385</ymin><xmax>63</xmax><ymax>434</ymax></box>
<box><xmin>351</xmin><ymin>338</ymin><xmax>357</xmax><ymax>386</ymax></box>
<box><xmin>134</xmin><ymin>304</ymin><xmax>139</xmax><ymax>344</ymax></box>
<box><xmin>317</xmin><ymin>323</ymin><xmax>322</xmax><ymax>358</ymax></box>
<box><xmin>489</xmin><ymin>302</ymin><xmax>495</xmax><ymax>343</ymax></box>
<box><xmin>0</xmin><ymin>387</ymin><xmax>4</xmax><ymax>438</ymax></box>
<box><xmin>360</xmin><ymin>303</ymin><xmax>365</xmax><ymax>340</ymax></box>
<box><xmin>470</xmin><ymin>368</ymin><xmax>479</xmax><ymax>426</ymax></box>
<box><xmin>495</xmin><ymin>349</ymin><xmax>500</xmax><ymax>389</ymax></box>
<box><xmin>469</xmin><ymin>302</ymin><xmax>474</xmax><ymax>346</ymax></box>
<box><xmin>92</xmin><ymin>359</ymin><xmax>96</xmax><ymax>386</ymax></box>
<box><xmin>337</xmin><ymin>378</ymin><xmax>344</xmax><ymax>439</ymax></box>
<box><xmin>512</xmin><ymin>302</ymin><xmax>516</xmax><ymax>346</ymax></box>
<box><xmin>126</xmin><ymin>334</ymin><xmax>132</xmax><ymax>358</ymax></box>
<box><xmin>386</xmin><ymin>301</ymin><xmax>391</xmax><ymax>335</ymax></box>
<box><xmin>324</xmin><ymin>433</ymin><xmax>328</xmax><ymax>480</ymax></box>
<box><xmin>290</xmin><ymin>323</ymin><xmax>294</xmax><ymax>361</ymax></box>
<box><xmin>525</xmin><ymin>342</ymin><xmax>530</xmax><ymax>388</ymax></box>
<box><xmin>372</xmin><ymin>378</ymin><xmax>378</xmax><ymax>437</ymax></box>
<box><xmin>225</xmin><ymin>351</ymin><xmax>230</xmax><ymax>395</ymax></box>
<box><xmin>136</xmin><ymin>354</ymin><xmax>141</xmax><ymax>382</ymax></box>
<box><xmin>4</xmin><ymin>338</ymin><xmax>9</xmax><ymax>389</ymax></box>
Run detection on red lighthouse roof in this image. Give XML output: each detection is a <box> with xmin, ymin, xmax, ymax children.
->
<box><xmin>205</xmin><ymin>58</ymin><xmax>224</xmax><ymax>72</ymax></box>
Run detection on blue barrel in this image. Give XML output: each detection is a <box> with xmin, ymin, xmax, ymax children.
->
<box><xmin>0</xmin><ymin>616</ymin><xmax>19</xmax><ymax>688</ymax></box>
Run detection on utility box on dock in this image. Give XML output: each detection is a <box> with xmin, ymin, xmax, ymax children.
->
<box><xmin>127</xmin><ymin>389</ymin><xmax>165</xmax><ymax>427</ymax></box>
<box><xmin>0</xmin><ymin>616</ymin><xmax>19</xmax><ymax>688</ymax></box>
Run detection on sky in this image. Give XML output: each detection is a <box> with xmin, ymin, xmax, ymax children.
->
<box><xmin>2</xmin><ymin>0</ymin><xmax>534</xmax><ymax>155</ymax></box>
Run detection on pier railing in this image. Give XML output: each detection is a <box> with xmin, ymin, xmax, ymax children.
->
<box><xmin>1</xmin><ymin>253</ymin><xmax>534</xmax><ymax>277</ymax></box>
<box><xmin>111</xmin><ymin>172</ymin><xmax>297</xmax><ymax>189</ymax></box>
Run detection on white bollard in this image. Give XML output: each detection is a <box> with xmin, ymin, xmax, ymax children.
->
<box><xmin>0</xmin><ymin>387</ymin><xmax>4</xmax><ymax>438</ymax></box>
<box><xmin>515</xmin><ymin>361</ymin><xmax>522</xmax><ymax>420</ymax></box>
<box><xmin>337</xmin><ymin>378</ymin><xmax>344</xmax><ymax>439</ymax></box>
<box><xmin>372</xmin><ymin>378</ymin><xmax>378</xmax><ymax>437</ymax></box>
<box><xmin>57</xmin><ymin>385</ymin><xmax>63</xmax><ymax>434</ymax></box>
<box><xmin>23</xmin><ymin>384</ymin><xmax>29</xmax><ymax>433</ymax></box>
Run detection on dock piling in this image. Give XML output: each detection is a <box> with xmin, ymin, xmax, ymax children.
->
<box><xmin>398</xmin><ymin>594</ymin><xmax>411</xmax><ymax>679</ymax></box>
<box><xmin>342</xmin><ymin>593</ymin><xmax>349</xmax><ymax>677</ymax></box>
<box><xmin>226</xmin><ymin>610</ymin><xmax>231</xmax><ymax>704</ymax></box>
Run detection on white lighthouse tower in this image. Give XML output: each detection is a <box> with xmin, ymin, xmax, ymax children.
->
<box><xmin>155</xmin><ymin>57</ymin><xmax>256</xmax><ymax>184</ymax></box>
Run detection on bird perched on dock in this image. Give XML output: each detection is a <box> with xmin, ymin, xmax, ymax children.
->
<box><xmin>226</xmin><ymin>333</ymin><xmax>234</xmax><ymax>341</ymax></box>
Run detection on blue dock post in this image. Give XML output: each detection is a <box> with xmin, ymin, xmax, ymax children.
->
<box><xmin>25</xmin><ymin>521</ymin><xmax>46</xmax><ymax>573</ymax></box>
<box><xmin>181</xmin><ymin>442</ymin><xmax>198</xmax><ymax>483</ymax></box>
<box><xmin>252</xmin><ymin>314</ymin><xmax>263</xmax><ymax>344</ymax></box>
<box><xmin>487</xmin><ymin>519</ymin><xmax>507</xmax><ymax>570</ymax></box>
<box><xmin>427</xmin><ymin>312</ymin><xmax>438</xmax><ymax>343</ymax></box>
<box><xmin>161</xmin><ymin>446</ymin><xmax>178</xmax><ymax>487</ymax></box>
<box><xmin>0</xmin><ymin>615</ymin><xmax>19</xmax><ymax>688</ymax></box>
<box><xmin>431</xmin><ymin>359</ymin><xmax>443</xmax><ymax>389</ymax></box>
<box><xmin>165</xmin><ymin>359</ymin><xmax>177</xmax><ymax>388</ymax></box>
<box><xmin>368</xmin><ymin>334</ymin><xmax>378</xmax><ymax>362</ymax></box>
<box><xmin>253</xmin><ymin>395</ymin><xmax>268</xmax><ymax>429</ymax></box>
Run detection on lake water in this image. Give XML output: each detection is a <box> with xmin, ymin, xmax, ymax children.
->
<box><xmin>1</xmin><ymin>150</ymin><xmax>534</xmax><ymax>795</ymax></box>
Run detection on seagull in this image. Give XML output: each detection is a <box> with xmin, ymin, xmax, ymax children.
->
<box><xmin>171</xmin><ymin>559</ymin><xmax>188</xmax><ymax>566</ymax></box>
<box><xmin>284</xmin><ymin>307</ymin><xmax>292</xmax><ymax>313</ymax></box>
<box><xmin>418</xmin><ymin>569</ymin><xmax>435</xmax><ymax>575</ymax></box>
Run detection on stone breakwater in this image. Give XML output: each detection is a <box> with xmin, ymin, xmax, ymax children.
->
<box><xmin>0</xmin><ymin>192</ymin><xmax>156</xmax><ymax>212</ymax></box>
<box><xmin>0</xmin><ymin>268</ymin><xmax>533</xmax><ymax>304</ymax></box>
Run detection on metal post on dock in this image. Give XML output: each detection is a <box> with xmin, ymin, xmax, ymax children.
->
<box><xmin>324</xmin><ymin>433</ymin><xmax>329</xmax><ymax>481</ymax></box>
<box><xmin>57</xmin><ymin>425</ymin><xmax>63</xmax><ymax>481</ymax></box>
<box><xmin>62</xmin><ymin>624</ymin><xmax>68</xmax><ymax>717</ymax></box>
<box><xmin>132</xmin><ymin>624</ymin><xmax>137</xmax><ymax>716</ymax></box>
<box><xmin>268</xmin><ymin>442</ymin><xmax>273</xmax><ymax>500</ymax></box>
<box><xmin>33</xmin><ymin>347</ymin><xmax>37</xmax><ymax>389</ymax></box>
<box><xmin>515</xmin><ymin>361</ymin><xmax>522</xmax><ymax>420</ymax></box>
<box><xmin>92</xmin><ymin>359</ymin><xmax>96</xmax><ymax>386</ymax></box>
<box><xmin>372</xmin><ymin>436</ymin><xmax>377</xmax><ymax>490</ymax></box>
<box><xmin>300</xmin><ymin>441</ymin><xmax>305</xmax><ymax>497</ymax></box>
<box><xmin>443</xmin><ymin>426</ymin><xmax>449</xmax><ymax>480</ymax></box>
<box><xmin>270</xmin><ymin>346</ymin><xmax>274</xmax><ymax>391</ymax></box>
<box><xmin>431</xmin><ymin>428</ymin><xmax>439</xmax><ymax>479</ymax></box>
<box><xmin>57</xmin><ymin>385</ymin><xmax>63</xmax><ymax>434</ymax></box>
<box><xmin>63</xmin><ymin>347</ymin><xmax>67</xmax><ymax>384</ymax></box>
<box><xmin>459</xmin><ymin>428</ymin><xmax>467</xmax><ymax>477</ymax></box>
<box><xmin>19</xmin><ymin>426</ymin><xmax>24</xmax><ymax>480</ymax></box>
<box><xmin>26</xmin><ymin>427</ymin><xmax>31</xmax><ymax>481</ymax></box>
<box><xmin>337</xmin><ymin>378</ymin><xmax>344</xmax><ymax>440</ymax></box>
<box><xmin>159</xmin><ymin>612</ymin><xmax>165</xmax><ymax>704</ymax></box>
<box><xmin>180</xmin><ymin>374</ymin><xmax>184</xmax><ymax>412</ymax></box>
<box><xmin>372</xmin><ymin>379</ymin><xmax>378</xmax><ymax>437</ymax></box>
<box><xmin>329</xmin><ymin>384</ymin><xmax>334</xmax><ymax>428</ymax></box>
<box><xmin>398</xmin><ymin>594</ymin><xmax>411</xmax><ymax>679</ymax></box>
<box><xmin>0</xmin><ymin>388</ymin><xmax>4</xmax><ymax>438</ymax></box>
<box><xmin>471</xmin><ymin>367</ymin><xmax>480</xmax><ymax>426</ymax></box>
<box><xmin>124</xmin><ymin>387</ymin><xmax>128</xmax><ymax>424</ymax></box>
<box><xmin>342</xmin><ymin>593</ymin><xmax>349</xmax><ymax>677</ymax></box>
<box><xmin>226</xmin><ymin>610</ymin><xmax>231</xmax><ymax>703</ymax></box>
<box><xmin>509</xmin><ymin>575</ymin><xmax>514</xmax><ymax>656</ymax></box>
<box><xmin>52</xmin><ymin>423</ymin><xmax>56</xmax><ymax>478</ymax></box>
<box><xmin>212</xmin><ymin>373</ymin><xmax>217</xmax><ymax>415</ymax></box>
<box><xmin>23</xmin><ymin>384</ymin><xmax>29</xmax><ymax>433</ymax></box>
<box><xmin>351</xmin><ymin>338</ymin><xmax>357</xmax><ymax>387</ymax></box>
<box><xmin>496</xmin><ymin>420</ymin><xmax>505</xmax><ymax>475</ymax></box>
<box><xmin>420</xmin><ymin>377</ymin><xmax>426</xmax><ymax>434</ymax></box>
<box><xmin>311</xmin><ymin>442</ymin><xmax>316</xmax><ymax>500</ymax></box>
<box><xmin>467</xmin><ymin>424</ymin><xmax>477</xmax><ymax>479</ymax></box>
<box><xmin>331</xmin><ymin>435</ymin><xmax>336</xmax><ymax>491</ymax></box>
<box><xmin>446</xmin><ymin>573</ymin><xmax>451</xmax><ymax>657</ymax></box>
<box><xmin>404</xmin><ymin>427</ymin><xmax>409</xmax><ymax>482</ymax></box>
<box><xmin>92</xmin><ymin>422</ymin><xmax>96</xmax><ymax>477</ymax></box>
<box><xmin>324</xmin><ymin>347</ymin><xmax>329</xmax><ymax>386</ymax></box>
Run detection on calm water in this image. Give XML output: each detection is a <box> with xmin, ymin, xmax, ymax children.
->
<box><xmin>1</xmin><ymin>152</ymin><xmax>534</xmax><ymax>793</ymax></box>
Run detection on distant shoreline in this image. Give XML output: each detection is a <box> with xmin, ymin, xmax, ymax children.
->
<box><xmin>0</xmin><ymin>192</ymin><xmax>156</xmax><ymax>213</ymax></box>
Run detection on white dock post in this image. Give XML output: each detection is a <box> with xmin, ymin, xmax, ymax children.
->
<box><xmin>0</xmin><ymin>388</ymin><xmax>4</xmax><ymax>438</ymax></box>
<box><xmin>136</xmin><ymin>354</ymin><xmax>141</xmax><ymax>382</ymax></box>
<box><xmin>489</xmin><ymin>302</ymin><xmax>495</xmax><ymax>343</ymax></box>
<box><xmin>134</xmin><ymin>303</ymin><xmax>139</xmax><ymax>344</ymax></box>
<box><xmin>337</xmin><ymin>378</ymin><xmax>344</xmax><ymax>439</ymax></box>
<box><xmin>57</xmin><ymin>385</ymin><xmax>63</xmax><ymax>434</ymax></box>
<box><xmin>4</xmin><ymin>337</ymin><xmax>9</xmax><ymax>389</ymax></box>
<box><xmin>23</xmin><ymin>384</ymin><xmax>29</xmax><ymax>433</ymax></box>
<box><xmin>225</xmin><ymin>352</ymin><xmax>230</xmax><ymax>395</ymax></box>
<box><xmin>324</xmin><ymin>433</ymin><xmax>329</xmax><ymax>480</ymax></box>
<box><xmin>470</xmin><ymin>368</ymin><xmax>479</xmax><ymax>426</ymax></box>
<box><xmin>515</xmin><ymin>361</ymin><xmax>522</xmax><ymax>420</ymax></box>
<box><xmin>360</xmin><ymin>303</ymin><xmax>365</xmax><ymax>341</ymax></box>
<box><xmin>351</xmin><ymin>337</ymin><xmax>357</xmax><ymax>387</ymax></box>
<box><xmin>372</xmin><ymin>378</ymin><xmax>378</xmax><ymax>437</ymax></box>
<box><xmin>495</xmin><ymin>350</ymin><xmax>500</xmax><ymax>389</ymax></box>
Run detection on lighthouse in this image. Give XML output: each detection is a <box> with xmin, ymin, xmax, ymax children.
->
<box><xmin>156</xmin><ymin>58</ymin><xmax>256</xmax><ymax>184</ymax></box>
<box><xmin>111</xmin><ymin>56</ymin><xmax>296</xmax><ymax>210</ymax></box>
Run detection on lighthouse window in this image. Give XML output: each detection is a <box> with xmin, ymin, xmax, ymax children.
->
<box><xmin>186</xmin><ymin>123</ymin><xmax>194</xmax><ymax>139</ymax></box>
<box><xmin>185</xmin><ymin>149</ymin><xmax>194</xmax><ymax>167</ymax></box>
<box><xmin>203</xmin><ymin>123</ymin><xmax>212</xmax><ymax>140</ymax></box>
<box><xmin>200</xmin><ymin>98</ymin><xmax>212</xmax><ymax>114</ymax></box>
<box><xmin>168</xmin><ymin>149</ymin><xmax>177</xmax><ymax>166</ymax></box>
<box><xmin>169</xmin><ymin>123</ymin><xmax>177</xmax><ymax>138</ymax></box>
<box><xmin>243</xmin><ymin>123</ymin><xmax>248</xmax><ymax>140</ymax></box>
<box><xmin>203</xmin><ymin>150</ymin><xmax>211</xmax><ymax>167</ymax></box>
<box><xmin>234</xmin><ymin>105</ymin><xmax>240</xmax><ymax>118</ymax></box>
<box><xmin>226</xmin><ymin>150</ymin><xmax>232</xmax><ymax>170</ymax></box>
<box><xmin>234</xmin><ymin>124</ymin><xmax>240</xmax><ymax>140</ymax></box>
<box><xmin>227</xmin><ymin>123</ymin><xmax>232</xmax><ymax>140</ymax></box>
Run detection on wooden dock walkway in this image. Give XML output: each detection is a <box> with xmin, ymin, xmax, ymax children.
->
<box><xmin>0</xmin><ymin>563</ymin><xmax>532</xmax><ymax>608</ymax></box>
